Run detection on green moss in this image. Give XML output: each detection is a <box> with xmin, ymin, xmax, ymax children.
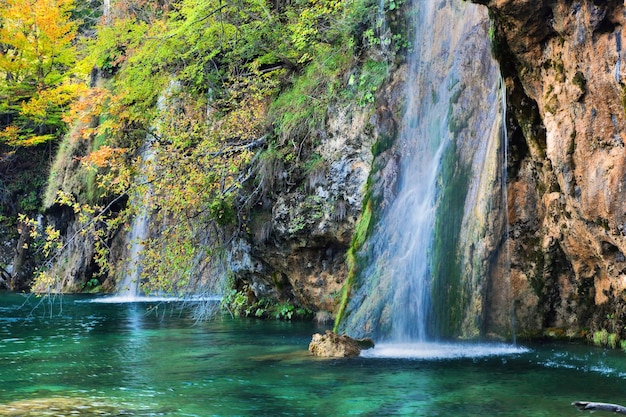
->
<box><xmin>371</xmin><ymin>132</ymin><xmax>394</xmax><ymax>157</ymax></box>
<box><xmin>572</xmin><ymin>71</ymin><xmax>586</xmax><ymax>92</ymax></box>
<box><xmin>487</xmin><ymin>15</ymin><xmax>507</xmax><ymax>59</ymax></box>
<box><xmin>353</xmin><ymin>200</ymin><xmax>373</xmax><ymax>249</ymax></box>
<box><xmin>544</xmin><ymin>95</ymin><xmax>558</xmax><ymax>115</ymax></box>
<box><xmin>333</xmin><ymin>199</ymin><xmax>373</xmax><ymax>332</ymax></box>
<box><xmin>567</xmin><ymin>130</ymin><xmax>576</xmax><ymax>156</ymax></box>
<box><xmin>552</xmin><ymin>59</ymin><xmax>565</xmax><ymax>82</ymax></box>
<box><xmin>429</xmin><ymin>141</ymin><xmax>470</xmax><ymax>337</ymax></box>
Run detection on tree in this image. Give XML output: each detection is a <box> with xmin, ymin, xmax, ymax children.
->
<box><xmin>0</xmin><ymin>0</ymin><xmax>80</xmax><ymax>147</ymax></box>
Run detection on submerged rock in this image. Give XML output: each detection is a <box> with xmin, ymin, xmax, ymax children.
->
<box><xmin>308</xmin><ymin>330</ymin><xmax>374</xmax><ymax>358</ymax></box>
<box><xmin>0</xmin><ymin>397</ymin><xmax>123</xmax><ymax>416</ymax></box>
<box><xmin>0</xmin><ymin>396</ymin><xmax>176</xmax><ymax>416</ymax></box>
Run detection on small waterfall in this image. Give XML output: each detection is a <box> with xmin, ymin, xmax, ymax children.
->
<box><xmin>500</xmin><ymin>76</ymin><xmax>516</xmax><ymax>342</ymax></box>
<box><xmin>114</xmin><ymin>81</ymin><xmax>181</xmax><ymax>300</ymax></box>
<box><xmin>340</xmin><ymin>0</ymin><xmax>505</xmax><ymax>342</ymax></box>
<box><xmin>116</xmin><ymin>141</ymin><xmax>155</xmax><ymax>299</ymax></box>
<box><xmin>103</xmin><ymin>0</ymin><xmax>111</xmax><ymax>24</ymax></box>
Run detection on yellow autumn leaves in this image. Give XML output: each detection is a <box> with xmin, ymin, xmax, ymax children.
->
<box><xmin>0</xmin><ymin>0</ymin><xmax>82</xmax><ymax>147</ymax></box>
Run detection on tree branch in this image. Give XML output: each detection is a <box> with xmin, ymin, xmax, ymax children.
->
<box><xmin>572</xmin><ymin>401</ymin><xmax>626</xmax><ymax>414</ymax></box>
<box><xmin>42</xmin><ymin>191</ymin><xmax>129</xmax><ymax>270</ymax></box>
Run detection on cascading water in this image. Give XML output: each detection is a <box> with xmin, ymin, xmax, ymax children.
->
<box><xmin>339</xmin><ymin>0</ymin><xmax>511</xmax><ymax>346</ymax></box>
<box><xmin>103</xmin><ymin>0</ymin><xmax>111</xmax><ymax>24</ymax></box>
<box><xmin>116</xmin><ymin>141</ymin><xmax>155</xmax><ymax>300</ymax></box>
<box><xmin>500</xmin><ymin>76</ymin><xmax>516</xmax><ymax>343</ymax></box>
<box><xmin>114</xmin><ymin>83</ymin><xmax>179</xmax><ymax>300</ymax></box>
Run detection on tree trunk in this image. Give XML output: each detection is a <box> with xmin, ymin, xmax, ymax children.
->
<box><xmin>10</xmin><ymin>221</ymin><xmax>31</xmax><ymax>291</ymax></box>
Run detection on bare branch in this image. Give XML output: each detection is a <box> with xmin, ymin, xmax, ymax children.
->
<box><xmin>572</xmin><ymin>401</ymin><xmax>626</xmax><ymax>415</ymax></box>
<box><xmin>206</xmin><ymin>135</ymin><xmax>267</xmax><ymax>158</ymax></box>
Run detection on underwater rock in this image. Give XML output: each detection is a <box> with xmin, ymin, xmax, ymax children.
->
<box><xmin>308</xmin><ymin>330</ymin><xmax>374</xmax><ymax>358</ymax></box>
<box><xmin>0</xmin><ymin>396</ymin><xmax>177</xmax><ymax>416</ymax></box>
<box><xmin>0</xmin><ymin>397</ymin><xmax>124</xmax><ymax>416</ymax></box>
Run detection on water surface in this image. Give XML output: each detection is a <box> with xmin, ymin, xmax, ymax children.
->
<box><xmin>0</xmin><ymin>292</ymin><xmax>624</xmax><ymax>416</ymax></box>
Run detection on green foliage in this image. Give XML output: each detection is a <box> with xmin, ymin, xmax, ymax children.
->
<box><xmin>221</xmin><ymin>289</ymin><xmax>312</xmax><ymax>320</ymax></box>
<box><xmin>0</xmin><ymin>148</ymin><xmax>49</xmax><ymax>217</ymax></box>
<box><xmin>28</xmin><ymin>0</ymin><xmax>408</xmax><ymax>301</ymax></box>
<box><xmin>270</xmin><ymin>44</ymin><xmax>352</xmax><ymax>144</ymax></box>
<box><xmin>82</xmin><ymin>278</ymin><xmax>101</xmax><ymax>293</ymax></box>
<box><xmin>593</xmin><ymin>329</ymin><xmax>610</xmax><ymax>347</ymax></box>
<box><xmin>0</xmin><ymin>0</ymin><xmax>82</xmax><ymax>147</ymax></box>
<box><xmin>359</xmin><ymin>60</ymin><xmax>389</xmax><ymax>105</ymax></box>
<box><xmin>222</xmin><ymin>289</ymin><xmax>249</xmax><ymax>317</ymax></box>
<box><xmin>592</xmin><ymin>328</ymin><xmax>620</xmax><ymax>349</ymax></box>
<box><xmin>209</xmin><ymin>196</ymin><xmax>237</xmax><ymax>226</ymax></box>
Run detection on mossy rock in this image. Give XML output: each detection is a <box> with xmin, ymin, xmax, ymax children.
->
<box><xmin>309</xmin><ymin>330</ymin><xmax>375</xmax><ymax>358</ymax></box>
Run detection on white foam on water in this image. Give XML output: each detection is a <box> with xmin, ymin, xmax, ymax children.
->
<box><xmin>360</xmin><ymin>342</ymin><xmax>529</xmax><ymax>360</ymax></box>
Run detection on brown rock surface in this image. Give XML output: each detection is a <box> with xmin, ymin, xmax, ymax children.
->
<box><xmin>475</xmin><ymin>0</ymin><xmax>626</xmax><ymax>337</ymax></box>
<box><xmin>309</xmin><ymin>330</ymin><xmax>375</xmax><ymax>358</ymax></box>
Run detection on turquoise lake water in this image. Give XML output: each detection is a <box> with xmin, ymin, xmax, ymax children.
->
<box><xmin>1</xmin><ymin>292</ymin><xmax>625</xmax><ymax>416</ymax></box>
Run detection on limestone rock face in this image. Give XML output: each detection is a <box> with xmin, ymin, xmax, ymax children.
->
<box><xmin>309</xmin><ymin>330</ymin><xmax>375</xmax><ymax>358</ymax></box>
<box><xmin>475</xmin><ymin>0</ymin><xmax>626</xmax><ymax>336</ymax></box>
<box><xmin>229</xmin><ymin>69</ymin><xmax>404</xmax><ymax>315</ymax></box>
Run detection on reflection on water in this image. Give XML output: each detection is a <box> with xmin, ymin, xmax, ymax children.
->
<box><xmin>1</xmin><ymin>292</ymin><xmax>626</xmax><ymax>416</ymax></box>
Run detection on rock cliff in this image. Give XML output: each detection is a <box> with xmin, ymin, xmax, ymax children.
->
<box><xmin>4</xmin><ymin>0</ymin><xmax>626</xmax><ymax>343</ymax></box>
<box><xmin>475</xmin><ymin>0</ymin><xmax>626</xmax><ymax>338</ymax></box>
<box><xmin>228</xmin><ymin>77</ymin><xmax>401</xmax><ymax>316</ymax></box>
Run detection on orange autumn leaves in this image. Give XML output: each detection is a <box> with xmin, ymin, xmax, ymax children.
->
<box><xmin>0</xmin><ymin>0</ymin><xmax>81</xmax><ymax>147</ymax></box>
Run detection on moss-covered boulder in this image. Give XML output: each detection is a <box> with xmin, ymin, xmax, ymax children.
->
<box><xmin>308</xmin><ymin>330</ymin><xmax>374</xmax><ymax>358</ymax></box>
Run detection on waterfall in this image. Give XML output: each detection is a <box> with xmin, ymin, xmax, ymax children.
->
<box><xmin>339</xmin><ymin>0</ymin><xmax>506</xmax><ymax>342</ymax></box>
<box><xmin>500</xmin><ymin>76</ymin><xmax>516</xmax><ymax>342</ymax></box>
<box><xmin>103</xmin><ymin>0</ymin><xmax>111</xmax><ymax>26</ymax></box>
<box><xmin>116</xmin><ymin>141</ymin><xmax>155</xmax><ymax>299</ymax></box>
<box><xmin>114</xmin><ymin>82</ymin><xmax>179</xmax><ymax>300</ymax></box>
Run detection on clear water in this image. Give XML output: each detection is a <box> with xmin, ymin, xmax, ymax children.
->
<box><xmin>1</xmin><ymin>292</ymin><xmax>626</xmax><ymax>416</ymax></box>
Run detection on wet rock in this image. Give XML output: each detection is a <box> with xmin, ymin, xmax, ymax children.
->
<box><xmin>308</xmin><ymin>330</ymin><xmax>374</xmax><ymax>358</ymax></box>
<box><xmin>474</xmin><ymin>0</ymin><xmax>626</xmax><ymax>337</ymax></box>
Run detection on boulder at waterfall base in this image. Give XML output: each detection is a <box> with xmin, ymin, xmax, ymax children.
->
<box><xmin>309</xmin><ymin>330</ymin><xmax>374</xmax><ymax>357</ymax></box>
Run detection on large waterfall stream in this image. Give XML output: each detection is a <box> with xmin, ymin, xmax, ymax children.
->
<box><xmin>340</xmin><ymin>0</ymin><xmax>508</xmax><ymax>342</ymax></box>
